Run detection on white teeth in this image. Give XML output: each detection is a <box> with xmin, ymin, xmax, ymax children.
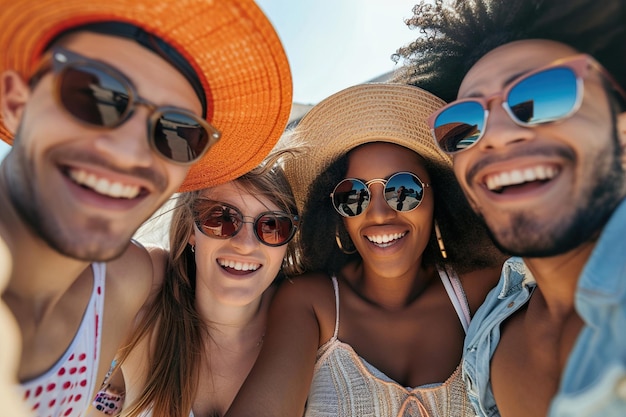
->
<box><xmin>218</xmin><ymin>259</ymin><xmax>260</xmax><ymax>271</ymax></box>
<box><xmin>69</xmin><ymin>169</ymin><xmax>140</xmax><ymax>199</ymax></box>
<box><xmin>366</xmin><ymin>232</ymin><xmax>406</xmax><ymax>245</ymax></box>
<box><xmin>534</xmin><ymin>165</ymin><xmax>546</xmax><ymax>180</ymax></box>
<box><xmin>484</xmin><ymin>165</ymin><xmax>559</xmax><ymax>191</ymax></box>
<box><xmin>510</xmin><ymin>170</ymin><xmax>524</xmax><ymax>184</ymax></box>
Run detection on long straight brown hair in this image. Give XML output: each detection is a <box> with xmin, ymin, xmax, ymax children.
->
<box><xmin>117</xmin><ymin>150</ymin><xmax>303</xmax><ymax>417</ymax></box>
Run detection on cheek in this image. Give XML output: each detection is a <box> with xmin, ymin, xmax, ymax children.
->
<box><xmin>26</xmin><ymin>79</ymin><xmax>67</xmax><ymax>126</ymax></box>
<box><xmin>193</xmin><ymin>241</ymin><xmax>219</xmax><ymax>274</ymax></box>
<box><xmin>17</xmin><ymin>86</ymin><xmax>83</xmax><ymax>155</ymax></box>
<box><xmin>165</xmin><ymin>164</ymin><xmax>191</xmax><ymax>191</ymax></box>
<box><xmin>409</xmin><ymin>199</ymin><xmax>434</xmax><ymax>227</ymax></box>
<box><xmin>265</xmin><ymin>246</ymin><xmax>288</xmax><ymax>272</ymax></box>
<box><xmin>452</xmin><ymin>156</ymin><xmax>472</xmax><ymax>190</ymax></box>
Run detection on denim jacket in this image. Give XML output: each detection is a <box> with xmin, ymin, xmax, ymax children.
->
<box><xmin>463</xmin><ymin>198</ymin><xmax>626</xmax><ymax>417</ymax></box>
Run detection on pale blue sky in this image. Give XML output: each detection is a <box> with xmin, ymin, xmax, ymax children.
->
<box><xmin>0</xmin><ymin>1</ymin><xmax>421</xmax><ymax>158</ymax></box>
<box><xmin>256</xmin><ymin>0</ymin><xmax>420</xmax><ymax>104</ymax></box>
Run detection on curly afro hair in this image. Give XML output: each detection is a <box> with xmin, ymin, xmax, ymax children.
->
<box><xmin>392</xmin><ymin>0</ymin><xmax>626</xmax><ymax>102</ymax></box>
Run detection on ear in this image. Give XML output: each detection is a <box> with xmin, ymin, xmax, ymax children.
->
<box><xmin>618</xmin><ymin>111</ymin><xmax>626</xmax><ymax>169</ymax></box>
<box><xmin>0</xmin><ymin>71</ymin><xmax>30</xmax><ymax>134</ymax></box>
<box><xmin>188</xmin><ymin>233</ymin><xmax>196</xmax><ymax>248</ymax></box>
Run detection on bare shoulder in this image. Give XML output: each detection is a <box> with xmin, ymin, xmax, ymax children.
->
<box><xmin>458</xmin><ymin>263</ymin><xmax>504</xmax><ymax>316</ymax></box>
<box><xmin>105</xmin><ymin>240</ymin><xmax>154</xmax><ymax>311</ymax></box>
<box><xmin>275</xmin><ymin>272</ymin><xmax>336</xmax><ymax>309</ymax></box>
<box><xmin>273</xmin><ymin>272</ymin><xmax>337</xmax><ymax>342</ymax></box>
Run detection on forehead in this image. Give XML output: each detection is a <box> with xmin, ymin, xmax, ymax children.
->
<box><xmin>346</xmin><ymin>142</ymin><xmax>429</xmax><ymax>178</ymax></box>
<box><xmin>200</xmin><ymin>181</ymin><xmax>278</xmax><ymax>211</ymax></box>
<box><xmin>53</xmin><ymin>31</ymin><xmax>201</xmax><ymax>111</ymax></box>
<box><xmin>458</xmin><ymin>40</ymin><xmax>580</xmax><ymax>98</ymax></box>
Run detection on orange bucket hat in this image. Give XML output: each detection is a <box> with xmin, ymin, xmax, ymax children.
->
<box><xmin>0</xmin><ymin>0</ymin><xmax>293</xmax><ymax>192</ymax></box>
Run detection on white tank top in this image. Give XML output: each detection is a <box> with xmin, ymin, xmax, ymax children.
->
<box><xmin>20</xmin><ymin>263</ymin><xmax>106</xmax><ymax>417</ymax></box>
<box><xmin>304</xmin><ymin>265</ymin><xmax>475</xmax><ymax>417</ymax></box>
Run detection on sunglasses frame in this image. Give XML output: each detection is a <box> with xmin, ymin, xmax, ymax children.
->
<box><xmin>31</xmin><ymin>47</ymin><xmax>221</xmax><ymax>165</ymax></box>
<box><xmin>194</xmin><ymin>200</ymin><xmax>300</xmax><ymax>247</ymax></box>
<box><xmin>330</xmin><ymin>171</ymin><xmax>429</xmax><ymax>218</ymax></box>
<box><xmin>428</xmin><ymin>53</ymin><xmax>626</xmax><ymax>155</ymax></box>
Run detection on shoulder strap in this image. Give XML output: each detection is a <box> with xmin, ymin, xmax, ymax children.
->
<box><xmin>437</xmin><ymin>265</ymin><xmax>471</xmax><ymax>333</ymax></box>
<box><xmin>331</xmin><ymin>275</ymin><xmax>340</xmax><ymax>339</ymax></box>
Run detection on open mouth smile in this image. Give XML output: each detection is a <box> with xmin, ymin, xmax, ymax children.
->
<box><xmin>68</xmin><ymin>168</ymin><xmax>142</xmax><ymax>199</ymax></box>
<box><xmin>365</xmin><ymin>232</ymin><xmax>406</xmax><ymax>248</ymax></box>
<box><xmin>483</xmin><ymin>164</ymin><xmax>560</xmax><ymax>193</ymax></box>
<box><xmin>217</xmin><ymin>258</ymin><xmax>261</xmax><ymax>272</ymax></box>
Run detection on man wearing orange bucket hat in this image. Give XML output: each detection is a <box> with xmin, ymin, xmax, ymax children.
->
<box><xmin>0</xmin><ymin>1</ymin><xmax>292</xmax><ymax>416</ymax></box>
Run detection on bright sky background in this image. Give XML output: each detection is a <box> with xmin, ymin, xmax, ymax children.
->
<box><xmin>0</xmin><ymin>0</ymin><xmax>422</xmax><ymax>159</ymax></box>
<box><xmin>256</xmin><ymin>0</ymin><xmax>421</xmax><ymax>104</ymax></box>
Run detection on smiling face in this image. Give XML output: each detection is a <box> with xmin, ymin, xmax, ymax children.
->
<box><xmin>343</xmin><ymin>142</ymin><xmax>434</xmax><ymax>279</ymax></box>
<box><xmin>452</xmin><ymin>40</ymin><xmax>626</xmax><ymax>256</ymax></box>
<box><xmin>1</xmin><ymin>32</ymin><xmax>201</xmax><ymax>261</ymax></box>
<box><xmin>189</xmin><ymin>181</ymin><xmax>288</xmax><ymax>307</ymax></box>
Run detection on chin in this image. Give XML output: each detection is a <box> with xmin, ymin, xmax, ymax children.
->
<box><xmin>53</xmin><ymin>236</ymin><xmax>132</xmax><ymax>262</ymax></box>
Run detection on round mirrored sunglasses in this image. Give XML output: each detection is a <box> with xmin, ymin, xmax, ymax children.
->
<box><xmin>330</xmin><ymin>171</ymin><xmax>429</xmax><ymax>217</ymax></box>
<box><xmin>194</xmin><ymin>200</ymin><xmax>299</xmax><ymax>247</ymax></box>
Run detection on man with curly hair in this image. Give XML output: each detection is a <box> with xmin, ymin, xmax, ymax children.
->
<box><xmin>395</xmin><ymin>1</ymin><xmax>626</xmax><ymax>417</ymax></box>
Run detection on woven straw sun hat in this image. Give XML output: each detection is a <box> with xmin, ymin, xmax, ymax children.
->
<box><xmin>283</xmin><ymin>83</ymin><xmax>452</xmax><ymax>212</ymax></box>
<box><xmin>0</xmin><ymin>0</ymin><xmax>292</xmax><ymax>192</ymax></box>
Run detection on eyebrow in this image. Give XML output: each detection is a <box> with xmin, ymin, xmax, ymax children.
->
<box><xmin>464</xmin><ymin>68</ymin><xmax>533</xmax><ymax>98</ymax></box>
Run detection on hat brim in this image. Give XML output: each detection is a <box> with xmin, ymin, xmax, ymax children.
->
<box><xmin>0</xmin><ymin>0</ymin><xmax>292</xmax><ymax>191</ymax></box>
<box><xmin>284</xmin><ymin>83</ymin><xmax>451</xmax><ymax>212</ymax></box>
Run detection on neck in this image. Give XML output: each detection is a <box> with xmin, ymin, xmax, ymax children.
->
<box><xmin>523</xmin><ymin>240</ymin><xmax>596</xmax><ymax>317</ymax></box>
<box><xmin>348</xmin><ymin>260</ymin><xmax>436</xmax><ymax>310</ymax></box>
<box><xmin>0</xmin><ymin>174</ymin><xmax>91</xmax><ymax>318</ymax></box>
<box><xmin>194</xmin><ymin>287</ymin><xmax>273</xmax><ymax>346</ymax></box>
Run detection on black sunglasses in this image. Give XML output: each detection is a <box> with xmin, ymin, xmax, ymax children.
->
<box><xmin>31</xmin><ymin>47</ymin><xmax>221</xmax><ymax>165</ymax></box>
<box><xmin>330</xmin><ymin>171</ymin><xmax>429</xmax><ymax>217</ymax></box>
<box><xmin>194</xmin><ymin>200</ymin><xmax>299</xmax><ymax>247</ymax></box>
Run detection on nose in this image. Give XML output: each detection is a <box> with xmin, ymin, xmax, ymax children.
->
<box><xmin>92</xmin><ymin>107</ymin><xmax>154</xmax><ymax>168</ymax></box>
<box><xmin>364</xmin><ymin>183</ymin><xmax>396</xmax><ymax>223</ymax></box>
<box><xmin>476</xmin><ymin>98</ymin><xmax>535</xmax><ymax>151</ymax></box>
<box><xmin>230</xmin><ymin>220</ymin><xmax>259</xmax><ymax>252</ymax></box>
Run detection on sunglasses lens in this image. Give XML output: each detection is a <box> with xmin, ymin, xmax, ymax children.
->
<box><xmin>385</xmin><ymin>173</ymin><xmax>425</xmax><ymax>212</ymax></box>
<box><xmin>59</xmin><ymin>65</ymin><xmax>130</xmax><ymax>127</ymax></box>
<box><xmin>432</xmin><ymin>101</ymin><xmax>485</xmax><ymax>153</ymax></box>
<box><xmin>152</xmin><ymin>110</ymin><xmax>212</xmax><ymax>164</ymax></box>
<box><xmin>199</xmin><ymin>205</ymin><xmax>242</xmax><ymax>239</ymax></box>
<box><xmin>507</xmin><ymin>67</ymin><xmax>578</xmax><ymax>125</ymax></box>
<box><xmin>255</xmin><ymin>213</ymin><xmax>296</xmax><ymax>246</ymax></box>
<box><xmin>332</xmin><ymin>179</ymin><xmax>369</xmax><ymax>217</ymax></box>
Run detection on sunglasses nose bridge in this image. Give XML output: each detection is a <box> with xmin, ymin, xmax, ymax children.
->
<box><xmin>362</xmin><ymin>179</ymin><xmax>387</xmax><ymax>206</ymax></box>
<box><xmin>240</xmin><ymin>217</ymin><xmax>256</xmax><ymax>228</ymax></box>
<box><xmin>228</xmin><ymin>218</ymin><xmax>259</xmax><ymax>250</ymax></box>
<box><xmin>363</xmin><ymin>180</ymin><xmax>397</xmax><ymax>219</ymax></box>
<box><xmin>93</xmin><ymin>113</ymin><xmax>155</xmax><ymax>167</ymax></box>
<box><xmin>133</xmin><ymin>96</ymin><xmax>158</xmax><ymax>113</ymax></box>
<box><xmin>478</xmin><ymin>104</ymin><xmax>537</xmax><ymax>152</ymax></box>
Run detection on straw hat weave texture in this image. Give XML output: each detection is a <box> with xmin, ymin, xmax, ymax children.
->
<box><xmin>0</xmin><ymin>0</ymin><xmax>293</xmax><ymax>191</ymax></box>
<box><xmin>284</xmin><ymin>83</ymin><xmax>451</xmax><ymax>212</ymax></box>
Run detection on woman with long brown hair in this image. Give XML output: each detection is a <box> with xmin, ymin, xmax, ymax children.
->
<box><xmin>91</xmin><ymin>150</ymin><xmax>302</xmax><ymax>417</ymax></box>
